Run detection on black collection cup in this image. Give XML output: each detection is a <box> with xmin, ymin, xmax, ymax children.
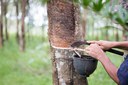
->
<box><xmin>73</xmin><ymin>54</ymin><xmax>98</xmax><ymax>77</ymax></box>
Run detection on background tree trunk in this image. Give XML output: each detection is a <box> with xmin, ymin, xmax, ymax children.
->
<box><xmin>105</xmin><ymin>29</ymin><xmax>109</xmax><ymax>40</ymax></box>
<box><xmin>3</xmin><ymin>0</ymin><xmax>9</xmax><ymax>41</ymax></box>
<box><xmin>0</xmin><ymin>0</ymin><xmax>4</xmax><ymax>48</ymax></box>
<box><xmin>115</xmin><ymin>28</ymin><xmax>119</xmax><ymax>41</ymax></box>
<box><xmin>14</xmin><ymin>0</ymin><xmax>19</xmax><ymax>44</ymax></box>
<box><xmin>81</xmin><ymin>9</ymin><xmax>87</xmax><ymax>38</ymax></box>
<box><xmin>47</xmin><ymin>0</ymin><xmax>88</xmax><ymax>85</ymax></box>
<box><xmin>20</xmin><ymin>0</ymin><xmax>26</xmax><ymax>51</ymax></box>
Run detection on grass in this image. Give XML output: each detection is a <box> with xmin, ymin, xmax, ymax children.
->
<box><xmin>0</xmin><ymin>35</ymin><xmax>52</xmax><ymax>85</ymax></box>
<box><xmin>0</xmin><ymin>35</ymin><xmax>124</xmax><ymax>85</ymax></box>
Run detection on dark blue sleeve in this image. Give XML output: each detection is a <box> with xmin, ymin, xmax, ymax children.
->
<box><xmin>117</xmin><ymin>57</ymin><xmax>128</xmax><ymax>85</ymax></box>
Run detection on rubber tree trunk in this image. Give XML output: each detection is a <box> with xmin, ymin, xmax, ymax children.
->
<box><xmin>105</xmin><ymin>29</ymin><xmax>109</xmax><ymax>40</ymax></box>
<box><xmin>20</xmin><ymin>0</ymin><xmax>26</xmax><ymax>51</ymax></box>
<box><xmin>0</xmin><ymin>0</ymin><xmax>4</xmax><ymax>48</ymax></box>
<box><xmin>14</xmin><ymin>0</ymin><xmax>20</xmax><ymax>44</ymax></box>
<box><xmin>47</xmin><ymin>0</ymin><xmax>88</xmax><ymax>85</ymax></box>
<box><xmin>81</xmin><ymin>9</ymin><xmax>87</xmax><ymax>38</ymax></box>
<box><xmin>3</xmin><ymin>0</ymin><xmax>9</xmax><ymax>40</ymax></box>
<box><xmin>115</xmin><ymin>29</ymin><xmax>119</xmax><ymax>41</ymax></box>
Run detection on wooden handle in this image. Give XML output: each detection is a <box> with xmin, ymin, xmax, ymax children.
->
<box><xmin>106</xmin><ymin>49</ymin><xmax>124</xmax><ymax>56</ymax></box>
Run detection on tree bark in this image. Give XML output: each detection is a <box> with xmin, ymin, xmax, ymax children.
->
<box><xmin>115</xmin><ymin>29</ymin><xmax>119</xmax><ymax>41</ymax></box>
<box><xmin>105</xmin><ymin>29</ymin><xmax>109</xmax><ymax>40</ymax></box>
<box><xmin>47</xmin><ymin>0</ymin><xmax>88</xmax><ymax>85</ymax></box>
<box><xmin>0</xmin><ymin>0</ymin><xmax>4</xmax><ymax>48</ymax></box>
<box><xmin>3</xmin><ymin>0</ymin><xmax>9</xmax><ymax>40</ymax></box>
<box><xmin>20</xmin><ymin>0</ymin><xmax>26</xmax><ymax>51</ymax></box>
<box><xmin>14</xmin><ymin>0</ymin><xmax>19</xmax><ymax>44</ymax></box>
<box><xmin>81</xmin><ymin>9</ymin><xmax>87</xmax><ymax>38</ymax></box>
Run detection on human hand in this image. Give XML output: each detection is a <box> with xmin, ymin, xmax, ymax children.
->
<box><xmin>85</xmin><ymin>44</ymin><xmax>107</xmax><ymax>61</ymax></box>
<box><xmin>87</xmin><ymin>40</ymin><xmax>115</xmax><ymax>50</ymax></box>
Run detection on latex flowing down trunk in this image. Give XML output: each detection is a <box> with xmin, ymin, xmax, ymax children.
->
<box><xmin>47</xmin><ymin>0</ymin><xmax>88</xmax><ymax>85</ymax></box>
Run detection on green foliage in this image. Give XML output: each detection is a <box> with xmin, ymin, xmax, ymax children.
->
<box><xmin>82</xmin><ymin>0</ymin><xmax>92</xmax><ymax>8</ymax></box>
<box><xmin>75</xmin><ymin>0</ymin><xmax>128</xmax><ymax>31</ymax></box>
<box><xmin>73</xmin><ymin>0</ymin><xmax>92</xmax><ymax>8</ymax></box>
<box><xmin>92</xmin><ymin>0</ymin><xmax>103</xmax><ymax>12</ymax></box>
<box><xmin>75</xmin><ymin>0</ymin><xmax>110</xmax><ymax>12</ymax></box>
<box><xmin>115</xmin><ymin>8</ymin><xmax>128</xmax><ymax>26</ymax></box>
<box><xmin>91</xmin><ymin>0</ymin><xmax>109</xmax><ymax>12</ymax></box>
<box><xmin>107</xmin><ymin>5</ymin><xmax>128</xmax><ymax>30</ymax></box>
<box><xmin>40</xmin><ymin>0</ymin><xmax>49</xmax><ymax>5</ymax></box>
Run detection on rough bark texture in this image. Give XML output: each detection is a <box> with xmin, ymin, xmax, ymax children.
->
<box><xmin>20</xmin><ymin>0</ymin><xmax>26</xmax><ymax>51</ymax></box>
<box><xmin>0</xmin><ymin>0</ymin><xmax>4</xmax><ymax>48</ymax></box>
<box><xmin>47</xmin><ymin>0</ymin><xmax>88</xmax><ymax>85</ymax></box>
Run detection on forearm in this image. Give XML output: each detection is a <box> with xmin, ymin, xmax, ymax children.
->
<box><xmin>111</xmin><ymin>41</ymin><xmax>128</xmax><ymax>50</ymax></box>
<box><xmin>99</xmin><ymin>56</ymin><xmax>119</xmax><ymax>84</ymax></box>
